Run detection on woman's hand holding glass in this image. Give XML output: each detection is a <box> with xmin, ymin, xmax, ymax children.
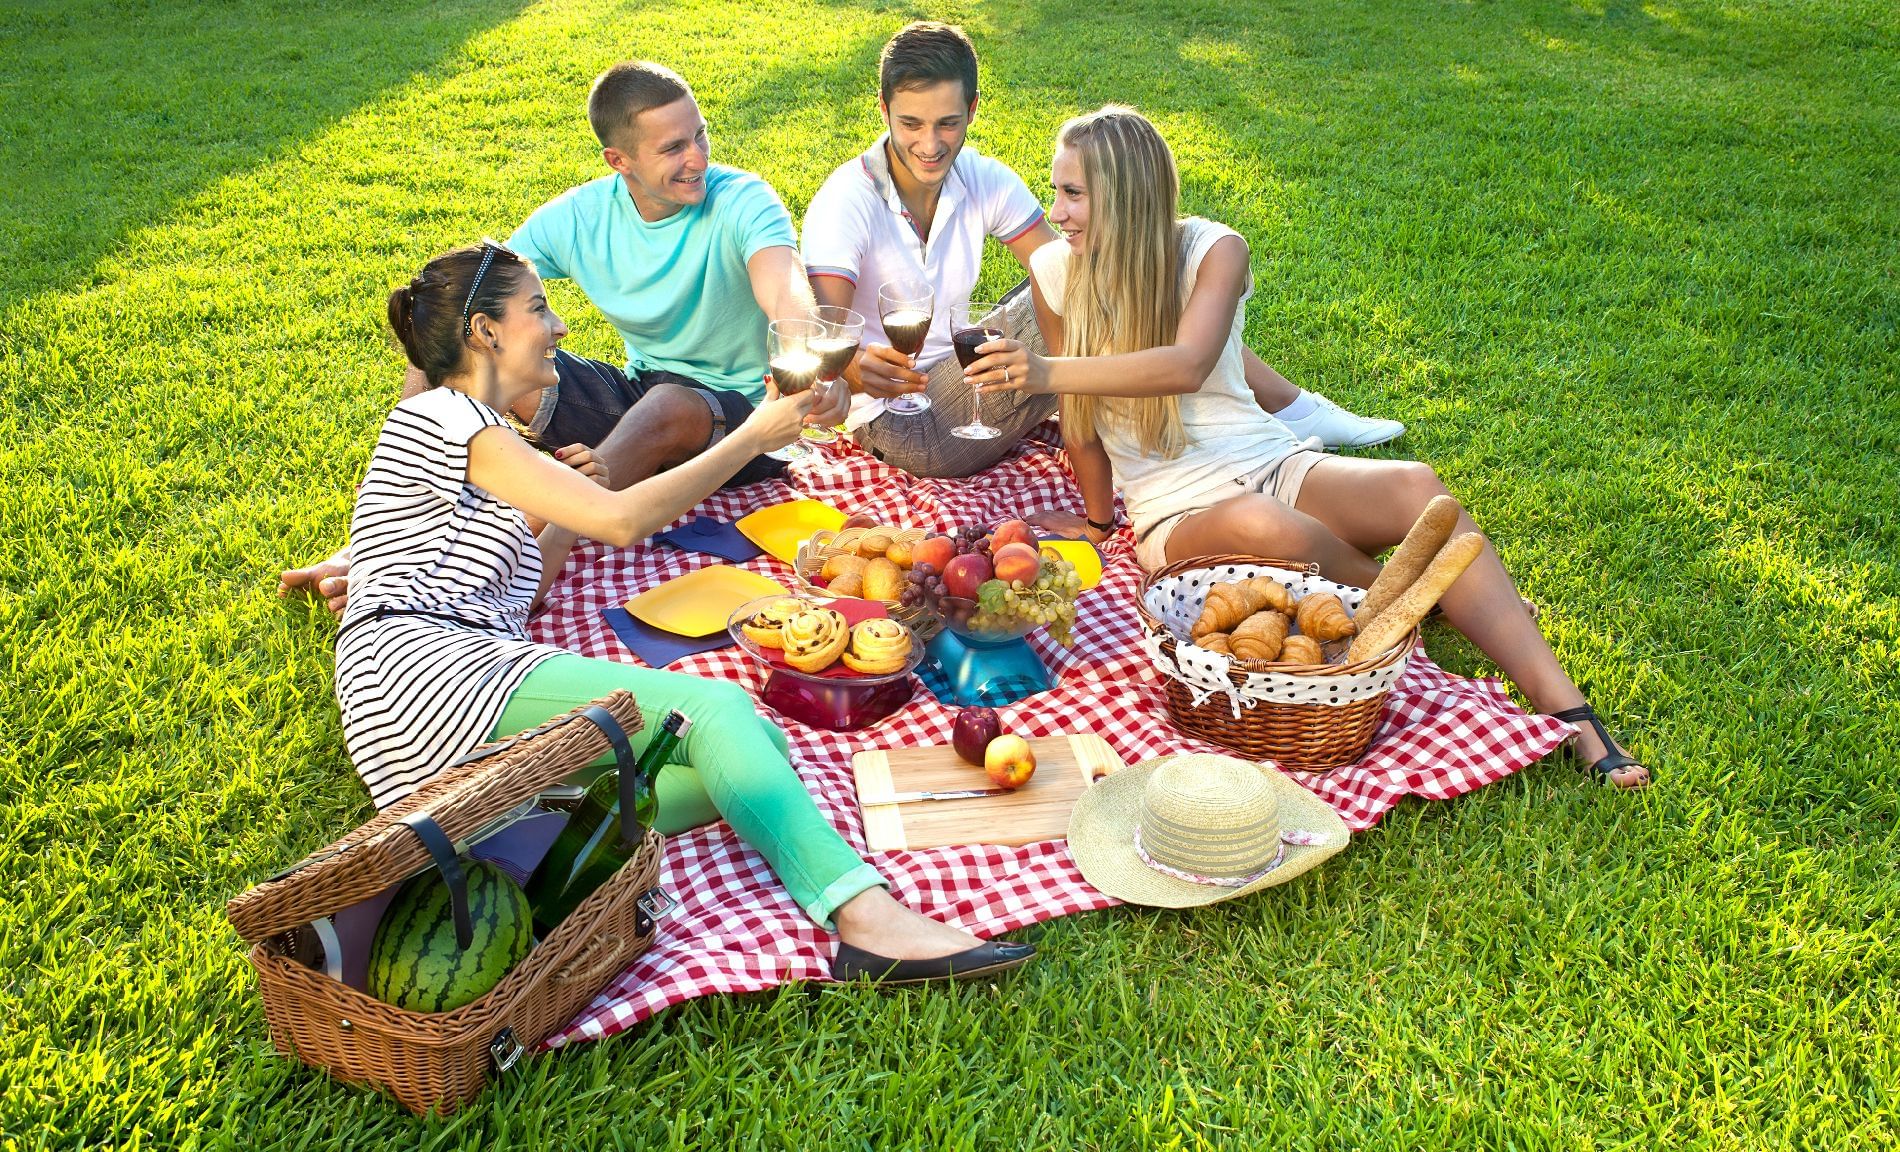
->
<box><xmin>964</xmin><ymin>337</ymin><xmax>1051</xmax><ymax>396</ymax></box>
<box><xmin>745</xmin><ymin>377</ymin><xmax>819</xmax><ymax>456</ymax></box>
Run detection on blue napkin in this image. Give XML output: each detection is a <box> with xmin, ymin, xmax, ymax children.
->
<box><xmin>651</xmin><ymin>516</ymin><xmax>763</xmax><ymax>563</ymax></box>
<box><xmin>602</xmin><ymin>604</ymin><xmax>738</xmax><ymax>668</ymax></box>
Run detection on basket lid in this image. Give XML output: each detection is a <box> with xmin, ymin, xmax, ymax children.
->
<box><xmin>224</xmin><ymin>691</ymin><xmax>644</xmax><ymax>943</ymax></box>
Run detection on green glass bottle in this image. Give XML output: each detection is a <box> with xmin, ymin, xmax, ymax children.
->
<box><xmin>526</xmin><ymin>709</ymin><xmax>691</xmax><ymax>936</ymax></box>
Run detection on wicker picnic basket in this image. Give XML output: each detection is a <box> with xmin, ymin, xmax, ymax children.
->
<box><xmin>791</xmin><ymin>524</ymin><xmax>941</xmax><ymax>638</ymax></box>
<box><xmin>226</xmin><ymin>691</ymin><xmax>666</xmax><ymax>1116</ymax></box>
<box><xmin>1137</xmin><ymin>555</ymin><xmax>1418</xmax><ymax>771</ymax></box>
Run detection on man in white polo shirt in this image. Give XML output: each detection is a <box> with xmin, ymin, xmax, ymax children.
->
<box><xmin>803</xmin><ymin>22</ymin><xmax>1403</xmax><ymax>479</ymax></box>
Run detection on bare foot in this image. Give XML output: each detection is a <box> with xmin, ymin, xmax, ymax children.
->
<box><xmin>832</xmin><ymin>888</ymin><xmax>984</xmax><ymax>960</ymax></box>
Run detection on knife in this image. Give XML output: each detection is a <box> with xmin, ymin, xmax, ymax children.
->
<box><xmin>858</xmin><ymin>787</ymin><xmax>1012</xmax><ymax>805</ymax></box>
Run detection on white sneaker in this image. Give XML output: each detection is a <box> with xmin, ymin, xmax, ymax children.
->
<box><xmin>1279</xmin><ymin>392</ymin><xmax>1405</xmax><ymax>449</ymax></box>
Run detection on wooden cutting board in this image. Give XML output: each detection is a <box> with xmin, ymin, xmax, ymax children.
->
<box><xmin>852</xmin><ymin>734</ymin><xmax>1127</xmax><ymax>851</ymax></box>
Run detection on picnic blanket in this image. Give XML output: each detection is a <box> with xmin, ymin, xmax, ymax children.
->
<box><xmin>527</xmin><ymin>429</ymin><xmax>1571</xmax><ymax>1047</ymax></box>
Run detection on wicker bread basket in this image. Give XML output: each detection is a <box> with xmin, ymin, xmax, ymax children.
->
<box><xmin>1137</xmin><ymin>555</ymin><xmax>1417</xmax><ymax>771</ymax></box>
<box><xmin>226</xmin><ymin>691</ymin><xmax>665</xmax><ymax>1116</ymax></box>
<box><xmin>791</xmin><ymin>524</ymin><xmax>941</xmax><ymax>638</ymax></box>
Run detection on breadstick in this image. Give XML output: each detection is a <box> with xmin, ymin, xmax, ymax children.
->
<box><xmin>1358</xmin><ymin>495</ymin><xmax>1460</xmax><ymax>629</ymax></box>
<box><xmin>1347</xmin><ymin>532</ymin><xmax>1486</xmax><ymax>662</ymax></box>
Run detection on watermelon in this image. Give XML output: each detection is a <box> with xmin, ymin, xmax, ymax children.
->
<box><xmin>367</xmin><ymin>861</ymin><xmax>533</xmax><ymax>1013</ymax></box>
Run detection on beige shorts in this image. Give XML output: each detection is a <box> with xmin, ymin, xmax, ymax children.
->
<box><xmin>1133</xmin><ymin>449</ymin><xmax>1332</xmax><ymax>571</ymax></box>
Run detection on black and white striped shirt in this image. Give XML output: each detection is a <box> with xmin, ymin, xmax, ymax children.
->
<box><xmin>335</xmin><ymin>388</ymin><xmax>561</xmax><ymax>808</ymax></box>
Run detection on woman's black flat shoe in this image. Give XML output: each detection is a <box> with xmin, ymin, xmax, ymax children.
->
<box><xmin>831</xmin><ymin>939</ymin><xmax>1037</xmax><ymax>985</ymax></box>
<box><xmin>1551</xmin><ymin>704</ymin><xmax>1652</xmax><ymax>789</ymax></box>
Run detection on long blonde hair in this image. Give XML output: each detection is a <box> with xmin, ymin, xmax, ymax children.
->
<box><xmin>1056</xmin><ymin>105</ymin><xmax>1186</xmax><ymax>458</ymax></box>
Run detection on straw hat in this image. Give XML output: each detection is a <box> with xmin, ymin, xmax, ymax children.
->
<box><xmin>1067</xmin><ymin>753</ymin><xmax>1349</xmax><ymax>908</ymax></box>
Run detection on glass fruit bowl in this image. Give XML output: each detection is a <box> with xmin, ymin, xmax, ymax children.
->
<box><xmin>933</xmin><ymin>595</ymin><xmax>1041</xmax><ymax>645</ymax></box>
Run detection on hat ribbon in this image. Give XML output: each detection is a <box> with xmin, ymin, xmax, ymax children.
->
<box><xmin>1133</xmin><ymin>825</ymin><xmax>1288</xmax><ymax>888</ymax></box>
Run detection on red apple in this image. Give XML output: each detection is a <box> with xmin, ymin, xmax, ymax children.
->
<box><xmin>988</xmin><ymin>518</ymin><xmax>1037</xmax><ymax>555</ymax></box>
<box><xmin>951</xmin><ymin>707</ymin><xmax>1002</xmax><ymax>766</ymax></box>
<box><xmin>991</xmin><ymin>542</ymin><xmax>1041</xmax><ymax>586</ymax></box>
<box><xmin>984</xmin><ymin>734</ymin><xmax>1037</xmax><ymax>789</ymax></box>
<box><xmin>911</xmin><ymin>535</ymin><xmax>956</xmax><ymax>573</ymax></box>
<box><xmin>942</xmin><ymin>552</ymin><xmax>993</xmax><ymax>601</ymax></box>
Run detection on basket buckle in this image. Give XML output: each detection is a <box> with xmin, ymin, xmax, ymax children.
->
<box><xmin>637</xmin><ymin>888</ymin><xmax>677</xmax><ymax>920</ymax></box>
<box><xmin>489</xmin><ymin>1027</ymin><xmax>524</xmax><ymax>1074</ymax></box>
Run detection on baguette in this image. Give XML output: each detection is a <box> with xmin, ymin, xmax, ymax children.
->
<box><xmin>1358</xmin><ymin>495</ymin><xmax>1460</xmax><ymax>628</ymax></box>
<box><xmin>1347</xmin><ymin>532</ymin><xmax>1486</xmax><ymax>662</ymax></box>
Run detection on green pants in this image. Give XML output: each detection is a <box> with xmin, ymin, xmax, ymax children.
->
<box><xmin>492</xmin><ymin>653</ymin><xmax>884</xmax><ymax>928</ymax></box>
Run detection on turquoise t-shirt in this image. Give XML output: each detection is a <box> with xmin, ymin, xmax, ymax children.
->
<box><xmin>508</xmin><ymin>165</ymin><xmax>796</xmax><ymax>402</ymax></box>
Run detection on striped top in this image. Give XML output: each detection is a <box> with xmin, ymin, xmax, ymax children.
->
<box><xmin>335</xmin><ymin>388</ymin><xmax>562</xmax><ymax>808</ymax></box>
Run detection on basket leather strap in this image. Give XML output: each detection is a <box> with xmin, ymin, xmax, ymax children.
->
<box><xmin>579</xmin><ymin>705</ymin><xmax>641</xmax><ymax>853</ymax></box>
<box><xmin>397</xmin><ymin>812</ymin><xmax>472</xmax><ymax>951</ymax></box>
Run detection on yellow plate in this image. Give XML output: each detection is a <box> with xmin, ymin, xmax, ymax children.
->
<box><xmin>734</xmin><ymin>499</ymin><xmax>848</xmax><ymax>563</ymax></box>
<box><xmin>625</xmin><ymin>565</ymin><xmax>790</xmax><ymax>637</ymax></box>
<box><xmin>1039</xmin><ymin>539</ymin><xmax>1104</xmax><ymax>591</ymax></box>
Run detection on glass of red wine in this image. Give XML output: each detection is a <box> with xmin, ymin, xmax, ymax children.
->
<box><xmin>949</xmin><ymin>301</ymin><xmax>1005</xmax><ymax>440</ymax></box>
<box><xmin>764</xmin><ymin>318</ymin><xmax>825</xmax><ymax>462</ymax></box>
<box><xmin>801</xmin><ymin>305</ymin><xmax>864</xmax><ymax>445</ymax></box>
<box><xmin>876</xmin><ymin>278</ymin><xmax>935</xmax><ymax>415</ymax></box>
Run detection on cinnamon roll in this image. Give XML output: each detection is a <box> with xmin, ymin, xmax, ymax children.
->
<box><xmin>781</xmin><ymin>607</ymin><xmax>850</xmax><ymax>673</ymax></box>
<box><xmin>740</xmin><ymin>597</ymin><xmax>805</xmax><ymax>649</ymax></box>
<box><xmin>841</xmin><ymin>618</ymin><xmax>913</xmax><ymax>675</ymax></box>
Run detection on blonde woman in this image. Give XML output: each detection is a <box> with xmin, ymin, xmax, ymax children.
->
<box><xmin>966</xmin><ymin>106</ymin><xmax>1649</xmax><ymax>789</ymax></box>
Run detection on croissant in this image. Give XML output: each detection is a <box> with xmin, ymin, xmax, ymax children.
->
<box><xmin>781</xmin><ymin>608</ymin><xmax>849</xmax><ymax>673</ymax></box>
<box><xmin>740</xmin><ymin>597</ymin><xmax>805</xmax><ymax>649</ymax></box>
<box><xmin>841</xmin><ymin>618</ymin><xmax>912</xmax><ymax>675</ymax></box>
<box><xmin>1278</xmin><ymin>635</ymin><xmax>1324</xmax><ymax>665</ymax></box>
<box><xmin>1191</xmin><ymin>577</ymin><xmax>1295</xmax><ymax>638</ymax></box>
<box><xmin>1230</xmin><ymin>610</ymin><xmax>1290</xmax><ymax>662</ymax></box>
<box><xmin>1294</xmin><ymin>593</ymin><xmax>1357</xmax><ymax>643</ymax></box>
<box><xmin>1195</xmin><ymin>633</ymin><xmax>1233</xmax><ymax>656</ymax></box>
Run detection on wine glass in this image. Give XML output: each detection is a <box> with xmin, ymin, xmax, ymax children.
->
<box><xmin>876</xmin><ymin>277</ymin><xmax>935</xmax><ymax>415</ymax></box>
<box><xmin>949</xmin><ymin>300</ymin><xmax>1005</xmax><ymax>440</ymax></box>
<box><xmin>764</xmin><ymin>318</ymin><xmax>825</xmax><ymax>462</ymax></box>
<box><xmin>801</xmin><ymin>305</ymin><xmax>864</xmax><ymax>445</ymax></box>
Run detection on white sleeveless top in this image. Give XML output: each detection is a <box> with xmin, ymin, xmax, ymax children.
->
<box><xmin>1030</xmin><ymin>218</ymin><xmax>1301</xmax><ymax>537</ymax></box>
<box><xmin>334</xmin><ymin>388</ymin><xmax>562</xmax><ymax>808</ymax></box>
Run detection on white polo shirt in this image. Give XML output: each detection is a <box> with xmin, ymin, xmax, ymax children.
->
<box><xmin>801</xmin><ymin>135</ymin><xmax>1044</xmax><ymax>427</ymax></box>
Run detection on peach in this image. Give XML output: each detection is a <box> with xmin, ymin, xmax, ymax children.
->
<box><xmin>991</xmin><ymin>542</ymin><xmax>1041</xmax><ymax>587</ymax></box>
<box><xmin>984</xmin><ymin>734</ymin><xmax>1037</xmax><ymax>790</ymax></box>
<box><xmin>988</xmin><ymin>518</ymin><xmax>1037</xmax><ymax>555</ymax></box>
<box><xmin>910</xmin><ymin>535</ymin><xmax>956</xmax><ymax>573</ymax></box>
<box><xmin>942</xmin><ymin>552</ymin><xmax>993</xmax><ymax>601</ymax></box>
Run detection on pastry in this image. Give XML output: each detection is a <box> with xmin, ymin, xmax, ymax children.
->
<box><xmin>820</xmin><ymin>552</ymin><xmax>868</xmax><ymax>584</ymax></box>
<box><xmin>826</xmin><ymin>571</ymin><xmax>864</xmax><ymax>598</ymax></box>
<box><xmin>1348</xmin><ymin>532</ymin><xmax>1486</xmax><ymax>662</ymax></box>
<box><xmin>856</xmin><ymin>530</ymin><xmax>894</xmax><ymax>558</ymax></box>
<box><xmin>1358</xmin><ymin>495</ymin><xmax>1458</xmax><ymax>628</ymax></box>
<box><xmin>739</xmin><ymin>597</ymin><xmax>804</xmax><ymax>649</ymax></box>
<box><xmin>841</xmin><ymin>618</ymin><xmax>913</xmax><ymax>675</ymax></box>
<box><xmin>1230</xmin><ymin>610</ymin><xmax>1290</xmax><ymax>662</ymax></box>
<box><xmin>885</xmin><ymin>539</ymin><xmax>914</xmax><ymax>568</ymax></box>
<box><xmin>1278</xmin><ymin>635</ymin><xmax>1324</xmax><ymax>665</ymax></box>
<box><xmin>1195</xmin><ymin>633</ymin><xmax>1233</xmax><ymax>656</ymax></box>
<box><xmin>1294</xmin><ymin>593</ymin><xmax>1357</xmax><ymax>643</ymax></box>
<box><xmin>781</xmin><ymin>607</ymin><xmax>850</xmax><ymax>673</ymax></box>
<box><xmin>1190</xmin><ymin>576</ymin><xmax>1294</xmax><ymax>637</ymax></box>
<box><xmin>860</xmin><ymin>557</ymin><xmax>906</xmax><ymax>602</ymax></box>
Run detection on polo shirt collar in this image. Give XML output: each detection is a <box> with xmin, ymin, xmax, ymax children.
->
<box><xmin>860</xmin><ymin>134</ymin><xmax>966</xmax><ymax>240</ymax></box>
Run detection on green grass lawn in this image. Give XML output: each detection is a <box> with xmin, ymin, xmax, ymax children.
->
<box><xmin>4</xmin><ymin>0</ymin><xmax>1897</xmax><ymax>1145</ymax></box>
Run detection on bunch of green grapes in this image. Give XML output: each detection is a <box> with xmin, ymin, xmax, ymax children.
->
<box><xmin>973</xmin><ymin>556</ymin><xmax>1083</xmax><ymax>645</ymax></box>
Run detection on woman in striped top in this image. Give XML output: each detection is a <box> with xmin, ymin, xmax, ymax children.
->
<box><xmin>334</xmin><ymin>240</ymin><xmax>1033</xmax><ymax>984</ymax></box>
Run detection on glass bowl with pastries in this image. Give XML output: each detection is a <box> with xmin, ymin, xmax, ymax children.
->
<box><xmin>726</xmin><ymin>595</ymin><xmax>926</xmax><ymax>731</ymax></box>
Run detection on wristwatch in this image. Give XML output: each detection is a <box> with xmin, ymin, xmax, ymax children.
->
<box><xmin>1085</xmin><ymin>516</ymin><xmax>1116</xmax><ymax>534</ymax></box>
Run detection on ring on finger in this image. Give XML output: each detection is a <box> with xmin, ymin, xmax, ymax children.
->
<box><xmin>1004</xmin><ymin>366</ymin><xmax>1012</xmax><ymax>385</ymax></box>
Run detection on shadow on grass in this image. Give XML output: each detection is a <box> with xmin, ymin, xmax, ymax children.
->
<box><xmin>0</xmin><ymin>0</ymin><xmax>530</xmax><ymax>314</ymax></box>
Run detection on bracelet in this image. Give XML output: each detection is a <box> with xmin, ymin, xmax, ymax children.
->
<box><xmin>1086</xmin><ymin>516</ymin><xmax>1116</xmax><ymax>534</ymax></box>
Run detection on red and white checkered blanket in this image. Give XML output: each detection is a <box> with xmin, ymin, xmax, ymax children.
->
<box><xmin>528</xmin><ymin>431</ymin><xmax>1570</xmax><ymax>1047</ymax></box>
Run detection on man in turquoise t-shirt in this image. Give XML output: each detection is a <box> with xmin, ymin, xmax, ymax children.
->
<box><xmin>281</xmin><ymin>62</ymin><xmax>844</xmax><ymax>609</ymax></box>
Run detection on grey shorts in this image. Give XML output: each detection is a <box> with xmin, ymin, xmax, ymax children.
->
<box><xmin>853</xmin><ymin>279</ymin><xmax>1059</xmax><ymax>478</ymax></box>
<box><xmin>528</xmin><ymin>351</ymin><xmax>786</xmax><ymax>488</ymax></box>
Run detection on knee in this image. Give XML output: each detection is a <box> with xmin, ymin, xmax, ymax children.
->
<box><xmin>1395</xmin><ymin>461</ymin><xmax>1454</xmax><ymax>513</ymax></box>
<box><xmin>628</xmin><ymin>382</ymin><xmax>712</xmax><ymax>457</ymax></box>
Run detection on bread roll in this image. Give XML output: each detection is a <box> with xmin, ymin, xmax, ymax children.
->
<box><xmin>1347</xmin><ymin>532</ymin><xmax>1485</xmax><ymax>662</ymax></box>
